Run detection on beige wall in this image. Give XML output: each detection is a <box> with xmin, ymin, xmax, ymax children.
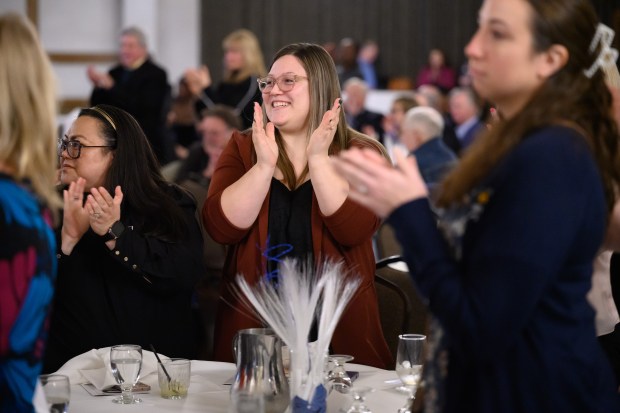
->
<box><xmin>0</xmin><ymin>0</ymin><xmax>200</xmax><ymax>112</ymax></box>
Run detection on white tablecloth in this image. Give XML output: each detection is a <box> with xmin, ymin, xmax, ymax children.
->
<box><xmin>68</xmin><ymin>361</ymin><xmax>406</xmax><ymax>412</ymax></box>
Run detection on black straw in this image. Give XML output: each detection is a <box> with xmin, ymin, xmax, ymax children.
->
<box><xmin>150</xmin><ymin>344</ymin><xmax>171</xmax><ymax>382</ymax></box>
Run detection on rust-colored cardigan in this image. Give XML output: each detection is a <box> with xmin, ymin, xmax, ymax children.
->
<box><xmin>203</xmin><ymin>130</ymin><xmax>393</xmax><ymax>369</ymax></box>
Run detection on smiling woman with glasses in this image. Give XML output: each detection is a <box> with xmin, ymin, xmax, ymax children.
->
<box><xmin>204</xmin><ymin>43</ymin><xmax>394</xmax><ymax>370</ymax></box>
<box><xmin>44</xmin><ymin>104</ymin><xmax>204</xmax><ymax>374</ymax></box>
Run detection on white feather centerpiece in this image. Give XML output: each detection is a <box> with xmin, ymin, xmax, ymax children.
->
<box><xmin>236</xmin><ymin>258</ymin><xmax>360</xmax><ymax>412</ymax></box>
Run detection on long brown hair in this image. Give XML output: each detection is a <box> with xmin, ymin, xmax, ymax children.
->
<box><xmin>437</xmin><ymin>0</ymin><xmax>620</xmax><ymax>214</ymax></box>
<box><xmin>264</xmin><ymin>43</ymin><xmax>388</xmax><ymax>189</ymax></box>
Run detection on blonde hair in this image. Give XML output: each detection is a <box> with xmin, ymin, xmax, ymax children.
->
<box><xmin>0</xmin><ymin>13</ymin><xmax>60</xmax><ymax>212</ymax></box>
<box><xmin>222</xmin><ymin>29</ymin><xmax>266</xmax><ymax>83</ymax></box>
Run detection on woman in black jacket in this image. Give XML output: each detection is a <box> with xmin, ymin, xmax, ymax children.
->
<box><xmin>44</xmin><ymin>104</ymin><xmax>204</xmax><ymax>373</ymax></box>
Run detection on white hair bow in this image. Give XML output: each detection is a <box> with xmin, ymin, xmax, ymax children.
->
<box><xmin>584</xmin><ymin>23</ymin><xmax>619</xmax><ymax>79</ymax></box>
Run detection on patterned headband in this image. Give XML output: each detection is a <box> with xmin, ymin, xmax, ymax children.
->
<box><xmin>90</xmin><ymin>106</ymin><xmax>117</xmax><ymax>131</ymax></box>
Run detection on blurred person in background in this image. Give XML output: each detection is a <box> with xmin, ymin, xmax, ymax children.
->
<box><xmin>336</xmin><ymin>37</ymin><xmax>363</xmax><ymax>86</ymax></box>
<box><xmin>382</xmin><ymin>95</ymin><xmax>419</xmax><ymax>161</ymax></box>
<box><xmin>415</xmin><ymin>84</ymin><xmax>446</xmax><ymax>113</ymax></box>
<box><xmin>443</xmin><ymin>86</ymin><xmax>485</xmax><ymax>156</ymax></box>
<box><xmin>342</xmin><ymin>77</ymin><xmax>385</xmax><ymax>143</ymax></box>
<box><xmin>168</xmin><ymin>77</ymin><xmax>199</xmax><ymax>160</ymax></box>
<box><xmin>357</xmin><ymin>39</ymin><xmax>381</xmax><ymax>89</ymax></box>
<box><xmin>87</xmin><ymin>27</ymin><xmax>171</xmax><ymax>165</ymax></box>
<box><xmin>322</xmin><ymin>41</ymin><xmax>338</xmax><ymax>63</ymax></box>
<box><xmin>174</xmin><ymin>106</ymin><xmax>241</xmax><ymax>186</ymax></box>
<box><xmin>172</xmin><ymin>106</ymin><xmax>241</xmax><ymax>360</ymax></box>
<box><xmin>399</xmin><ymin>106</ymin><xmax>456</xmax><ymax>191</ymax></box>
<box><xmin>416</xmin><ymin>48</ymin><xmax>457</xmax><ymax>93</ymax></box>
<box><xmin>184</xmin><ymin>29</ymin><xmax>266</xmax><ymax>130</ymax></box>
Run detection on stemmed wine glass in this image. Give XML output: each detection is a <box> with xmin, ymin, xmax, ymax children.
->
<box><xmin>343</xmin><ymin>385</ymin><xmax>375</xmax><ymax>413</ymax></box>
<box><xmin>110</xmin><ymin>344</ymin><xmax>143</xmax><ymax>404</ymax></box>
<box><xmin>327</xmin><ymin>354</ymin><xmax>354</xmax><ymax>393</ymax></box>
<box><xmin>395</xmin><ymin>334</ymin><xmax>426</xmax><ymax>413</ymax></box>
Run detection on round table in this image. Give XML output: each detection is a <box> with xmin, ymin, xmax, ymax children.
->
<box><xmin>69</xmin><ymin>361</ymin><xmax>407</xmax><ymax>412</ymax></box>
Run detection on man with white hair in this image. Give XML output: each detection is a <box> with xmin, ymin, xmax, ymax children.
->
<box><xmin>342</xmin><ymin>77</ymin><xmax>384</xmax><ymax>142</ymax></box>
<box><xmin>400</xmin><ymin>106</ymin><xmax>457</xmax><ymax>188</ymax></box>
<box><xmin>88</xmin><ymin>27</ymin><xmax>171</xmax><ymax>164</ymax></box>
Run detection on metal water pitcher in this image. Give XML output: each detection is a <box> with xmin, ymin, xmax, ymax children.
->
<box><xmin>231</xmin><ymin>328</ymin><xmax>290</xmax><ymax>413</ymax></box>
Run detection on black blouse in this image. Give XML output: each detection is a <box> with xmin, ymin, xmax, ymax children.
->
<box><xmin>266</xmin><ymin>178</ymin><xmax>314</xmax><ymax>282</ymax></box>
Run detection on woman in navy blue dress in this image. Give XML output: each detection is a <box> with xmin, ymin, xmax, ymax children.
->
<box><xmin>334</xmin><ymin>0</ymin><xmax>620</xmax><ymax>412</ymax></box>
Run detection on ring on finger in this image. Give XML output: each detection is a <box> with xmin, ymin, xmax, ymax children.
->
<box><xmin>357</xmin><ymin>185</ymin><xmax>368</xmax><ymax>194</ymax></box>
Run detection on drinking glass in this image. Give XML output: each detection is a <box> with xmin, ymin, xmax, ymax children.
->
<box><xmin>327</xmin><ymin>354</ymin><xmax>354</xmax><ymax>393</ymax></box>
<box><xmin>343</xmin><ymin>385</ymin><xmax>374</xmax><ymax>413</ymax></box>
<box><xmin>158</xmin><ymin>358</ymin><xmax>191</xmax><ymax>399</ymax></box>
<box><xmin>395</xmin><ymin>334</ymin><xmax>426</xmax><ymax>413</ymax></box>
<box><xmin>110</xmin><ymin>344</ymin><xmax>143</xmax><ymax>404</ymax></box>
<box><xmin>39</xmin><ymin>374</ymin><xmax>70</xmax><ymax>413</ymax></box>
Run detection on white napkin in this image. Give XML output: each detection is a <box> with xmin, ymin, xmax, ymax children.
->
<box><xmin>55</xmin><ymin>347</ymin><xmax>161</xmax><ymax>390</ymax></box>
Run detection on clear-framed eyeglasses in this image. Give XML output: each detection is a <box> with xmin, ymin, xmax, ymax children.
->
<box><xmin>57</xmin><ymin>138</ymin><xmax>114</xmax><ymax>159</ymax></box>
<box><xmin>257</xmin><ymin>73</ymin><xmax>308</xmax><ymax>93</ymax></box>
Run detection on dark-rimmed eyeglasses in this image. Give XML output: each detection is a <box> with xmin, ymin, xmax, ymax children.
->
<box><xmin>257</xmin><ymin>73</ymin><xmax>308</xmax><ymax>93</ymax></box>
<box><xmin>57</xmin><ymin>139</ymin><xmax>114</xmax><ymax>159</ymax></box>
